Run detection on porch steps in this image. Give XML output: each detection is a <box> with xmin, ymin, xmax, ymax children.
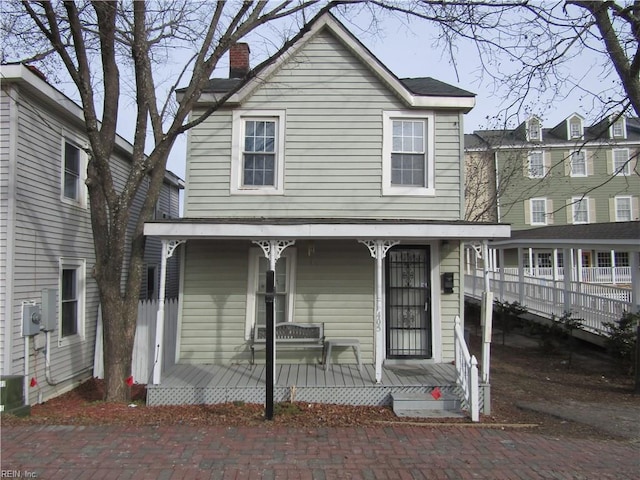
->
<box><xmin>391</xmin><ymin>391</ymin><xmax>464</xmax><ymax>419</ymax></box>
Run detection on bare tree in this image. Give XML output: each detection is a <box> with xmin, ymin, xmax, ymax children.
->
<box><xmin>2</xmin><ymin>0</ymin><xmax>339</xmax><ymax>402</ymax></box>
<box><xmin>369</xmin><ymin>1</ymin><xmax>638</xmax><ymax>123</ymax></box>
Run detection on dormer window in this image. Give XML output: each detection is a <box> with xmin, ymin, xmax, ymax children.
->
<box><xmin>527</xmin><ymin>117</ymin><xmax>541</xmax><ymax>142</ymax></box>
<box><xmin>569</xmin><ymin>118</ymin><xmax>583</xmax><ymax>139</ymax></box>
<box><xmin>612</xmin><ymin>118</ymin><xmax>625</xmax><ymax>138</ymax></box>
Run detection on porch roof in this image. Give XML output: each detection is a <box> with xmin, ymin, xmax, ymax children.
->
<box><xmin>489</xmin><ymin>221</ymin><xmax>640</xmax><ymax>250</ymax></box>
<box><xmin>144</xmin><ymin>217</ymin><xmax>510</xmax><ymax>241</ymax></box>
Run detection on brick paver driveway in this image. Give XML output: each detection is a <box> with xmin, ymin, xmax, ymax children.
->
<box><xmin>2</xmin><ymin>425</ymin><xmax>638</xmax><ymax>479</ymax></box>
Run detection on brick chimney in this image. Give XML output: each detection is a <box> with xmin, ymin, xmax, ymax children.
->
<box><xmin>229</xmin><ymin>43</ymin><xmax>250</xmax><ymax>79</ymax></box>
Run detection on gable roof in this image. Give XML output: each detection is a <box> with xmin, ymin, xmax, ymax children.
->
<box><xmin>189</xmin><ymin>12</ymin><xmax>475</xmax><ymax>111</ymax></box>
<box><xmin>465</xmin><ymin>116</ymin><xmax>640</xmax><ymax>150</ymax></box>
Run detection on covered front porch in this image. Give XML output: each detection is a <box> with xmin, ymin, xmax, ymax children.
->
<box><xmin>147</xmin><ymin>361</ymin><xmax>460</xmax><ymax>407</ymax></box>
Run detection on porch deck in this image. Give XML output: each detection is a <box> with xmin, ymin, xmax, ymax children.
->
<box><xmin>147</xmin><ymin>362</ymin><xmax>458</xmax><ymax>407</ymax></box>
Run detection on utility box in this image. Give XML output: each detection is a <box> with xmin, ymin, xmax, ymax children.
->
<box><xmin>22</xmin><ymin>303</ymin><xmax>41</xmax><ymax>336</ymax></box>
<box><xmin>0</xmin><ymin>376</ymin><xmax>30</xmax><ymax>417</ymax></box>
<box><xmin>42</xmin><ymin>288</ymin><xmax>57</xmax><ymax>331</ymax></box>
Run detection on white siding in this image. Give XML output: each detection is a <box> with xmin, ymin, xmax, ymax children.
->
<box><xmin>185</xmin><ymin>29</ymin><xmax>462</xmax><ymax>220</ymax></box>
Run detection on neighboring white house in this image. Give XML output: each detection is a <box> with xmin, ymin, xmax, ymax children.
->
<box><xmin>144</xmin><ymin>12</ymin><xmax>509</xmax><ymax>407</ymax></box>
<box><xmin>0</xmin><ymin>64</ymin><xmax>183</xmax><ymax>412</ymax></box>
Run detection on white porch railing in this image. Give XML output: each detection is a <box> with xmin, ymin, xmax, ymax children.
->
<box><xmin>93</xmin><ymin>298</ymin><xmax>179</xmax><ymax>384</ymax></box>
<box><xmin>465</xmin><ymin>271</ymin><xmax>633</xmax><ymax>335</ymax></box>
<box><xmin>454</xmin><ymin>316</ymin><xmax>479</xmax><ymax>422</ymax></box>
<box><xmin>500</xmin><ymin>267</ymin><xmax>632</xmax><ymax>284</ymax></box>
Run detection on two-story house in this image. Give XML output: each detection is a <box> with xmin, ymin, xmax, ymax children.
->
<box><xmin>465</xmin><ymin>114</ymin><xmax>639</xmax><ymax>278</ymax></box>
<box><xmin>144</xmin><ymin>13</ymin><xmax>509</xmax><ymax>411</ymax></box>
<box><xmin>0</xmin><ymin>64</ymin><xmax>183</xmax><ymax>414</ymax></box>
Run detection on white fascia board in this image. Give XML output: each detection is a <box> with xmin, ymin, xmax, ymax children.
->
<box><xmin>144</xmin><ymin>221</ymin><xmax>510</xmax><ymax>240</ymax></box>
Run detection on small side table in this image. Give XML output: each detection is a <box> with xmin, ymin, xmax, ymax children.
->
<box><xmin>324</xmin><ymin>339</ymin><xmax>362</xmax><ymax>373</ymax></box>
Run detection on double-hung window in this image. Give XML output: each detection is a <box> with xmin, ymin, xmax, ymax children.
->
<box><xmin>530</xmin><ymin>198</ymin><xmax>548</xmax><ymax>225</ymax></box>
<box><xmin>231</xmin><ymin>110</ymin><xmax>285</xmax><ymax>195</ymax></box>
<box><xmin>528</xmin><ymin>151</ymin><xmax>545</xmax><ymax>178</ymax></box>
<box><xmin>59</xmin><ymin>258</ymin><xmax>86</xmax><ymax>345</ymax></box>
<box><xmin>570</xmin><ymin>120</ymin><xmax>582</xmax><ymax>139</ymax></box>
<box><xmin>572</xmin><ymin>196</ymin><xmax>589</xmax><ymax>224</ymax></box>
<box><xmin>527</xmin><ymin>118</ymin><xmax>541</xmax><ymax>141</ymax></box>
<box><xmin>62</xmin><ymin>138</ymin><xmax>87</xmax><ymax>207</ymax></box>
<box><xmin>570</xmin><ymin>151</ymin><xmax>587</xmax><ymax>176</ymax></box>
<box><xmin>245</xmin><ymin>248</ymin><xmax>296</xmax><ymax>340</ymax></box>
<box><xmin>612</xmin><ymin>149</ymin><xmax>630</xmax><ymax>176</ymax></box>
<box><xmin>615</xmin><ymin>196</ymin><xmax>632</xmax><ymax>222</ymax></box>
<box><xmin>382</xmin><ymin>111</ymin><xmax>434</xmax><ymax>196</ymax></box>
<box><xmin>612</xmin><ymin>119</ymin><xmax>625</xmax><ymax>138</ymax></box>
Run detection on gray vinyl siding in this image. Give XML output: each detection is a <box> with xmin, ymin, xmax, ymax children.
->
<box><xmin>498</xmin><ymin>145</ymin><xmax>640</xmax><ymax>229</ymax></box>
<box><xmin>8</xmin><ymin>82</ymin><xmax>98</xmax><ymax>400</ymax></box>
<box><xmin>178</xmin><ymin>239</ymin><xmax>461</xmax><ymax>364</ymax></box>
<box><xmin>1</xmin><ymin>75</ymin><xmax>178</xmax><ymax>403</ymax></box>
<box><xmin>185</xmin><ymin>29</ymin><xmax>462</xmax><ymax>220</ymax></box>
<box><xmin>439</xmin><ymin>243</ymin><xmax>461</xmax><ymax>362</ymax></box>
<box><xmin>179</xmin><ymin>240</ymin><xmax>376</xmax><ymax>365</ymax></box>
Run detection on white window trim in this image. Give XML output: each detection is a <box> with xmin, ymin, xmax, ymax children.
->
<box><xmin>530</xmin><ymin>198</ymin><xmax>548</xmax><ymax>226</ymax></box>
<box><xmin>527</xmin><ymin>118</ymin><xmax>542</xmax><ymax>142</ymax></box>
<box><xmin>572</xmin><ymin>196</ymin><xmax>589</xmax><ymax>224</ymax></box>
<box><xmin>58</xmin><ymin>257</ymin><xmax>86</xmax><ymax>347</ymax></box>
<box><xmin>611</xmin><ymin>118</ymin><xmax>626</xmax><ymax>139</ymax></box>
<box><xmin>527</xmin><ymin>151</ymin><xmax>545</xmax><ymax>178</ymax></box>
<box><xmin>614</xmin><ymin>195</ymin><xmax>632</xmax><ymax>222</ymax></box>
<box><xmin>382</xmin><ymin>111</ymin><xmax>435</xmax><ymax>196</ymax></box>
<box><xmin>569</xmin><ymin>150</ymin><xmax>587</xmax><ymax>177</ymax></box>
<box><xmin>569</xmin><ymin>118</ymin><xmax>583</xmax><ymax>139</ymax></box>
<box><xmin>244</xmin><ymin>247</ymin><xmax>297</xmax><ymax>340</ymax></box>
<box><xmin>612</xmin><ymin>148</ymin><xmax>631</xmax><ymax>176</ymax></box>
<box><xmin>231</xmin><ymin>110</ymin><xmax>286</xmax><ymax>195</ymax></box>
<box><xmin>60</xmin><ymin>133</ymin><xmax>88</xmax><ymax>208</ymax></box>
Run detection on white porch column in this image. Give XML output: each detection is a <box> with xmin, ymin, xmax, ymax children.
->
<box><xmin>253</xmin><ymin>240</ymin><xmax>296</xmax><ymax>271</ymax></box>
<box><xmin>152</xmin><ymin>239</ymin><xmax>185</xmax><ymax>385</ymax></box>
<box><xmin>480</xmin><ymin>240</ymin><xmax>493</xmax><ymax>384</ymax></box>
<box><xmin>359</xmin><ymin>240</ymin><xmax>399</xmax><ymax>383</ymax></box>
<box><xmin>518</xmin><ymin>247</ymin><xmax>525</xmax><ymax>305</ymax></box>
<box><xmin>611</xmin><ymin>250</ymin><xmax>617</xmax><ymax>285</ymax></box>
<box><xmin>563</xmin><ymin>248</ymin><xmax>573</xmax><ymax>314</ymax></box>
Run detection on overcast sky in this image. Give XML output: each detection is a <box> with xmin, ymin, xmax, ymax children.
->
<box><xmin>115</xmin><ymin>9</ymin><xmax>613</xmax><ymax>181</ymax></box>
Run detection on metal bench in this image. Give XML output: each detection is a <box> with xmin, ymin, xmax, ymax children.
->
<box><xmin>251</xmin><ymin>322</ymin><xmax>325</xmax><ymax>364</ymax></box>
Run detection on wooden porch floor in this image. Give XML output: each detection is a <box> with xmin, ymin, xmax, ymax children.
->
<box><xmin>147</xmin><ymin>362</ymin><xmax>459</xmax><ymax>406</ymax></box>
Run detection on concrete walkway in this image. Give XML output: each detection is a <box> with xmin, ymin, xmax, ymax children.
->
<box><xmin>2</xmin><ymin>424</ymin><xmax>638</xmax><ymax>479</ymax></box>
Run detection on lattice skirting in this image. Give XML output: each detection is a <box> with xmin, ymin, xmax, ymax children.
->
<box><xmin>147</xmin><ymin>384</ymin><xmax>462</xmax><ymax>407</ymax></box>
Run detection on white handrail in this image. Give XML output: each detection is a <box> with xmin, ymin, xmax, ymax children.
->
<box><xmin>454</xmin><ymin>316</ymin><xmax>480</xmax><ymax>422</ymax></box>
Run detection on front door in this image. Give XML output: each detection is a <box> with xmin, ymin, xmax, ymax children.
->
<box><xmin>385</xmin><ymin>246</ymin><xmax>432</xmax><ymax>359</ymax></box>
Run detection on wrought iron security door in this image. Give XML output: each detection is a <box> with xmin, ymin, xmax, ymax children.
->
<box><xmin>385</xmin><ymin>247</ymin><xmax>432</xmax><ymax>358</ymax></box>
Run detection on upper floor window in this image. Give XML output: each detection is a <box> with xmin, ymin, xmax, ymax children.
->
<box><xmin>569</xmin><ymin>119</ymin><xmax>582</xmax><ymax>139</ymax></box>
<box><xmin>614</xmin><ymin>196</ymin><xmax>632</xmax><ymax>222</ymax></box>
<box><xmin>530</xmin><ymin>198</ymin><xmax>548</xmax><ymax>225</ymax></box>
<box><xmin>569</xmin><ymin>151</ymin><xmax>587</xmax><ymax>176</ymax></box>
<box><xmin>59</xmin><ymin>258</ymin><xmax>86</xmax><ymax>345</ymax></box>
<box><xmin>231</xmin><ymin>110</ymin><xmax>285</xmax><ymax>195</ymax></box>
<box><xmin>527</xmin><ymin>118</ymin><xmax>541</xmax><ymax>141</ymax></box>
<box><xmin>612</xmin><ymin>118</ymin><xmax>625</xmax><ymax>138</ymax></box>
<box><xmin>62</xmin><ymin>139</ymin><xmax>87</xmax><ymax>207</ymax></box>
<box><xmin>612</xmin><ymin>149</ymin><xmax>630</xmax><ymax>175</ymax></box>
<box><xmin>572</xmin><ymin>196</ymin><xmax>589</xmax><ymax>224</ymax></box>
<box><xmin>527</xmin><ymin>151</ymin><xmax>545</xmax><ymax>178</ymax></box>
<box><xmin>382</xmin><ymin>111</ymin><xmax>435</xmax><ymax>196</ymax></box>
